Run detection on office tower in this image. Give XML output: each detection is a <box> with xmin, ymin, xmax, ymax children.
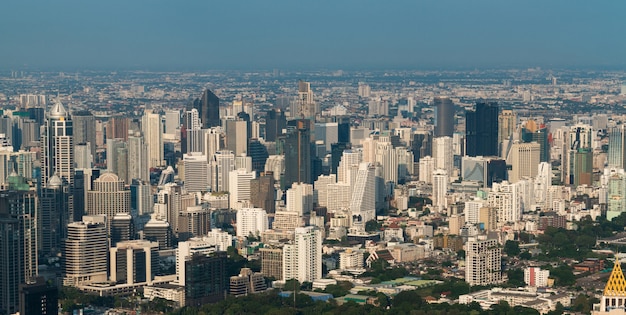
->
<box><xmin>40</xmin><ymin>174</ymin><xmax>69</xmax><ymax>254</ymax></box>
<box><xmin>211</xmin><ymin>150</ymin><xmax>235</xmax><ymax>192</ymax></box>
<box><xmin>462</xmin><ymin>156</ymin><xmax>488</xmax><ymax>185</ymax></box>
<box><xmin>226</xmin><ymin>119</ymin><xmax>248</xmax><ymax>156</ymax></box>
<box><xmin>521</xmin><ymin>120</ymin><xmax>549</xmax><ymax>162</ymax></box>
<box><xmin>433</xmin><ymin>97</ymin><xmax>454</xmax><ymax>137</ymax></box>
<box><xmin>74</xmin><ymin>143</ymin><xmax>92</xmax><ymax>169</ymax></box>
<box><xmin>110</xmin><ymin>213</ymin><xmax>134</xmax><ymax>246</ymax></box>
<box><xmin>127</xmin><ymin>130</ymin><xmax>150</xmax><ymax>182</ymax></box>
<box><xmin>286</xmin><ymin>182</ymin><xmax>314</xmax><ymax>216</ymax></box>
<box><xmin>193</xmin><ymin>89</ymin><xmax>221</xmax><ymax>129</ymax></box>
<box><xmin>282</xmin><ymin>119</ymin><xmax>312</xmax><ymax>189</ymax></box>
<box><xmin>282</xmin><ymin>226</ymin><xmax>322</xmax><ymax>283</ymax></box>
<box><xmin>0</xmin><ymin>175</ymin><xmax>38</xmax><ymax>315</ymax></box>
<box><xmin>375</xmin><ymin>138</ymin><xmax>398</xmax><ymax>185</ymax></box>
<box><xmin>229</xmin><ymin>168</ymin><xmax>256</xmax><ymax>209</ymax></box>
<box><xmin>248</xmin><ymin>139</ymin><xmax>269</xmax><ymax>173</ymax></box>
<box><xmin>260</xmin><ymin>246</ymin><xmax>284</xmax><ymax>280</ymax></box>
<box><xmin>534</xmin><ymin>162</ymin><xmax>552</xmax><ymax>209</ymax></box>
<box><xmin>85</xmin><ymin>173</ymin><xmax>131</xmax><ymax>229</ymax></box>
<box><xmin>184</xmin><ymin>251</ymin><xmax>227</xmax><ymax>306</ymax></box>
<box><xmin>466</xmin><ymin>102</ymin><xmax>499</xmax><ymax>157</ymax></box>
<box><xmin>418</xmin><ymin>156</ymin><xmax>435</xmax><ymax>184</ymax></box>
<box><xmin>142</xmin><ymin>215</ymin><xmax>173</xmax><ymax>250</ymax></box>
<box><xmin>330</xmin><ymin>142</ymin><xmax>350</xmax><ymax>176</ymax></box>
<box><xmin>488</xmin><ymin>181</ymin><xmax>521</xmax><ymax>224</ymax></box>
<box><xmin>165</xmin><ymin>110</ymin><xmax>181</xmax><ymax>136</ymax></box>
<box><xmin>314</xmin><ymin>174</ymin><xmax>336</xmax><ymax>208</ymax></box>
<box><xmin>433</xmin><ymin>136</ymin><xmax>454</xmax><ymax>178</ymax></box>
<box><xmin>570</xmin><ymin>148</ymin><xmax>593</xmax><ymax>186</ymax></box>
<box><xmin>432</xmin><ymin>169</ymin><xmax>448</xmax><ymax>212</ymax></box>
<box><xmin>63</xmin><ymin>215</ymin><xmax>108</xmax><ymax>286</ymax></box>
<box><xmin>606</xmin><ymin>169</ymin><xmax>626</xmax><ymax>221</ymax></box>
<box><xmin>235</xmin><ymin>155</ymin><xmax>252</xmax><ymax>173</ymax></box>
<box><xmin>109</xmin><ymin>240</ymin><xmax>158</xmax><ymax>285</ymax></box>
<box><xmin>498</xmin><ymin>110</ymin><xmax>517</xmax><ymax>148</ymax></box>
<box><xmin>142</xmin><ymin>111</ymin><xmax>163</xmax><ymax>168</ymax></box>
<box><xmin>326</xmin><ymin>182</ymin><xmax>351</xmax><ymax>213</ymax></box>
<box><xmin>130</xmin><ymin>179</ymin><xmax>153</xmax><ymax>217</ymax></box>
<box><xmin>203</xmin><ymin>127</ymin><xmax>222</xmax><ymax>164</ymax></box>
<box><xmin>464</xmin><ymin>199</ymin><xmax>484</xmax><ymax>224</ymax></box>
<box><xmin>236</xmin><ymin>207</ymin><xmax>268</xmax><ymax>238</ymax></box>
<box><xmin>106</xmin><ymin>138</ymin><xmax>126</xmax><ymax>175</ymax></box>
<box><xmin>186</xmin><ymin>128</ymin><xmax>205</xmax><ymax>154</ymax></box>
<box><xmin>178</xmin><ymin>204</ymin><xmax>210</xmax><ymax>241</ymax></box>
<box><xmin>184</xmin><ymin>108</ymin><xmax>202</xmax><ymax>130</ymax></box>
<box><xmin>349</xmin><ymin>163</ymin><xmax>376</xmax><ymax>233</ymax></box>
<box><xmin>265</xmin><ymin>109</ymin><xmax>287</xmax><ymax>142</ymax></box>
<box><xmin>182</xmin><ymin>152</ymin><xmax>210</xmax><ymax>193</ymax></box>
<box><xmin>265</xmin><ymin>155</ymin><xmax>285</xmax><ymax>183</ymax></box>
<box><xmin>107</xmin><ymin>116</ymin><xmax>129</xmax><ymax>141</ymax></box>
<box><xmin>337</xmin><ymin>149</ymin><xmax>361</xmax><ymax>184</ymax></box>
<box><xmin>294</xmin><ymin>81</ymin><xmax>316</xmax><ymax>119</ymax></box>
<box><xmin>19</xmin><ymin>94</ymin><xmax>46</xmax><ymax>108</ymax></box>
<box><xmin>250</xmin><ymin>174</ymin><xmax>276</xmax><ymax>214</ymax></box>
<box><xmin>465</xmin><ymin>238</ymin><xmax>502</xmax><ymax>286</ymax></box>
<box><xmin>155</xmin><ymin>184</ymin><xmax>195</xmax><ymax>234</ymax></box>
<box><xmin>507</xmin><ymin>142</ymin><xmax>540</xmax><ymax>183</ymax></box>
<box><xmin>72</xmin><ymin>110</ymin><xmax>96</xmax><ymax>158</ymax></box>
<box><xmin>608</xmin><ymin>125</ymin><xmax>626</xmax><ymax>169</ymax></box>
<box><xmin>396</xmin><ymin>147</ymin><xmax>414</xmax><ymax>183</ymax></box>
<box><xmin>19</xmin><ymin>277</ymin><xmax>58</xmax><ymax>315</ymax></box>
<box><xmin>314</xmin><ymin>122</ymin><xmax>339</xmax><ymax>153</ymax></box>
<box><xmin>41</xmin><ymin>100</ymin><xmax>74</xmax><ymax>222</ymax></box>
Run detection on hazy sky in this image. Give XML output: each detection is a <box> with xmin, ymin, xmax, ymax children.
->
<box><xmin>1</xmin><ymin>1</ymin><xmax>625</xmax><ymax>70</ymax></box>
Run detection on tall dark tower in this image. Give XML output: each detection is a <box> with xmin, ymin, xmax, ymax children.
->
<box><xmin>72</xmin><ymin>110</ymin><xmax>96</xmax><ymax>158</ymax></box>
<box><xmin>265</xmin><ymin>109</ymin><xmax>286</xmax><ymax>142</ymax></box>
<box><xmin>194</xmin><ymin>89</ymin><xmax>220</xmax><ymax>129</ymax></box>
<box><xmin>282</xmin><ymin>119</ymin><xmax>312</xmax><ymax>189</ymax></box>
<box><xmin>434</xmin><ymin>97</ymin><xmax>454</xmax><ymax>137</ymax></box>
<box><xmin>466</xmin><ymin>102</ymin><xmax>499</xmax><ymax>157</ymax></box>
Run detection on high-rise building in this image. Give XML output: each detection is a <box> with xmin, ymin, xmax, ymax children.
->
<box><xmin>236</xmin><ymin>208</ymin><xmax>268</xmax><ymax>238</ymax></box>
<box><xmin>282</xmin><ymin>119</ymin><xmax>312</xmax><ymax>189</ymax></box>
<box><xmin>178</xmin><ymin>204</ymin><xmax>210</xmax><ymax>240</ymax></box>
<box><xmin>286</xmin><ymin>182</ymin><xmax>314</xmax><ymax>216</ymax></box>
<box><xmin>18</xmin><ymin>277</ymin><xmax>58</xmax><ymax>315</ymax></box>
<box><xmin>521</xmin><ymin>120</ymin><xmax>550</xmax><ymax>163</ymax></box>
<box><xmin>41</xmin><ymin>100</ymin><xmax>74</xmax><ymax>224</ymax></box>
<box><xmin>73</xmin><ymin>110</ymin><xmax>97</xmax><ymax>158</ymax></box>
<box><xmin>466</xmin><ymin>102</ymin><xmax>499</xmax><ymax>157</ymax></box>
<box><xmin>182</xmin><ymin>152</ymin><xmax>210</xmax><ymax>193</ymax></box>
<box><xmin>142</xmin><ymin>111</ymin><xmax>163</xmax><ymax>168</ymax></box>
<box><xmin>465</xmin><ymin>238</ymin><xmax>502</xmax><ymax>286</ymax></box>
<box><xmin>107</xmin><ymin>116</ymin><xmax>129</xmax><ymax>141</ymax></box>
<box><xmin>63</xmin><ymin>215</ymin><xmax>108</xmax><ymax>287</ymax></box>
<box><xmin>165</xmin><ymin>110</ymin><xmax>181</xmax><ymax>136</ymax></box>
<box><xmin>265</xmin><ymin>109</ymin><xmax>286</xmax><ymax>142</ymax></box>
<box><xmin>0</xmin><ymin>175</ymin><xmax>38</xmax><ymax>315</ymax></box>
<box><xmin>433</xmin><ymin>97</ymin><xmax>454</xmax><ymax>138</ymax></box>
<box><xmin>349</xmin><ymin>163</ymin><xmax>376</xmax><ymax>233</ymax></box>
<box><xmin>498</xmin><ymin>110</ymin><xmax>517</xmax><ymax>147</ymax></box>
<box><xmin>109</xmin><ymin>240</ymin><xmax>158</xmax><ymax>285</ymax></box>
<box><xmin>226</xmin><ymin>119</ymin><xmax>248</xmax><ymax>156</ymax></box>
<box><xmin>282</xmin><ymin>226</ymin><xmax>322</xmax><ymax>283</ymax></box>
<box><xmin>507</xmin><ymin>142</ymin><xmax>540</xmax><ymax>183</ymax></box>
<box><xmin>249</xmin><ymin>174</ymin><xmax>276</xmax><ymax>214</ymax></box>
<box><xmin>608</xmin><ymin>125</ymin><xmax>626</xmax><ymax>169</ymax></box>
<box><xmin>488</xmin><ymin>181</ymin><xmax>521</xmax><ymax>224</ymax></box>
<box><xmin>184</xmin><ymin>252</ymin><xmax>227</xmax><ymax>306</ymax></box>
<box><xmin>432</xmin><ymin>169</ymin><xmax>448</xmax><ymax>212</ymax></box>
<box><xmin>293</xmin><ymin>81</ymin><xmax>316</xmax><ymax>119</ymax></box>
<box><xmin>193</xmin><ymin>89</ymin><xmax>221</xmax><ymax>129</ymax></box>
<box><xmin>211</xmin><ymin>150</ymin><xmax>235</xmax><ymax>192</ymax></box>
<box><xmin>433</xmin><ymin>136</ymin><xmax>454</xmax><ymax>178</ymax></box>
<box><xmin>229</xmin><ymin>168</ymin><xmax>256</xmax><ymax>209</ymax></box>
<box><xmin>110</xmin><ymin>212</ymin><xmax>134</xmax><ymax>246</ymax></box>
<box><xmin>260</xmin><ymin>246</ymin><xmax>283</xmax><ymax>280</ymax></box>
<box><xmin>127</xmin><ymin>130</ymin><xmax>150</xmax><ymax>182</ymax></box>
<box><xmin>130</xmin><ymin>179</ymin><xmax>153</xmax><ymax>217</ymax></box>
<box><xmin>85</xmin><ymin>173</ymin><xmax>131</xmax><ymax>230</ymax></box>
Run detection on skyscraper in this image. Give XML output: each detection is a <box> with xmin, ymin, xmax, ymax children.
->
<box><xmin>228</xmin><ymin>168</ymin><xmax>256</xmax><ymax>209</ymax></box>
<box><xmin>63</xmin><ymin>215</ymin><xmax>108</xmax><ymax>287</ymax></box>
<box><xmin>608</xmin><ymin>125</ymin><xmax>626</xmax><ymax>169</ymax></box>
<box><xmin>282</xmin><ymin>119</ymin><xmax>312</xmax><ymax>189</ymax></box>
<box><xmin>182</xmin><ymin>152</ymin><xmax>210</xmax><ymax>193</ymax></box>
<box><xmin>127</xmin><ymin>130</ymin><xmax>150</xmax><ymax>182</ymax></box>
<box><xmin>249</xmin><ymin>174</ymin><xmax>276</xmax><ymax>213</ymax></box>
<box><xmin>226</xmin><ymin>119</ymin><xmax>248</xmax><ymax>156</ymax></box>
<box><xmin>498</xmin><ymin>110</ymin><xmax>517</xmax><ymax>148</ymax></box>
<box><xmin>466</xmin><ymin>102</ymin><xmax>499</xmax><ymax>157</ymax></box>
<box><xmin>465</xmin><ymin>238</ymin><xmax>502</xmax><ymax>286</ymax></box>
<box><xmin>211</xmin><ymin>150</ymin><xmax>235</xmax><ymax>192</ymax></box>
<box><xmin>142</xmin><ymin>111</ymin><xmax>163</xmax><ymax>168</ymax></box>
<box><xmin>282</xmin><ymin>226</ymin><xmax>322</xmax><ymax>283</ymax></box>
<box><xmin>265</xmin><ymin>109</ymin><xmax>286</xmax><ymax>142</ymax></box>
<box><xmin>349</xmin><ymin>163</ymin><xmax>376</xmax><ymax>233</ymax></box>
<box><xmin>85</xmin><ymin>173</ymin><xmax>131</xmax><ymax>229</ymax></box>
<box><xmin>193</xmin><ymin>89</ymin><xmax>221</xmax><ymax>129</ymax></box>
<box><xmin>433</xmin><ymin>97</ymin><xmax>454</xmax><ymax>138</ymax></box>
<box><xmin>72</xmin><ymin>110</ymin><xmax>97</xmax><ymax>158</ymax></box>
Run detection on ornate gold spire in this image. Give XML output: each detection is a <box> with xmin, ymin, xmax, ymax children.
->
<box><xmin>604</xmin><ymin>257</ymin><xmax>626</xmax><ymax>296</ymax></box>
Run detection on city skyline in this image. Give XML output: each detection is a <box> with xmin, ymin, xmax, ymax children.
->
<box><xmin>1</xmin><ymin>1</ymin><xmax>625</xmax><ymax>70</ymax></box>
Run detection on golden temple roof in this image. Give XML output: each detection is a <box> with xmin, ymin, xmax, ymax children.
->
<box><xmin>604</xmin><ymin>257</ymin><xmax>626</xmax><ymax>297</ymax></box>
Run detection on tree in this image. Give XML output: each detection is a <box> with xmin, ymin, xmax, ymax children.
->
<box><xmin>504</xmin><ymin>240</ymin><xmax>521</xmax><ymax>256</ymax></box>
<box><xmin>506</xmin><ymin>268</ymin><xmax>525</xmax><ymax>287</ymax></box>
<box><xmin>365</xmin><ymin>220</ymin><xmax>380</xmax><ymax>232</ymax></box>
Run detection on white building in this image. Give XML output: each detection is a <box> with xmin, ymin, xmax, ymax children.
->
<box><xmin>314</xmin><ymin>174</ymin><xmax>336</xmax><ymax>208</ymax></box>
<box><xmin>489</xmin><ymin>181</ymin><xmax>521</xmax><ymax>224</ymax></box>
<box><xmin>211</xmin><ymin>150</ymin><xmax>235</xmax><ymax>192</ymax></box>
<box><xmin>229</xmin><ymin>168</ymin><xmax>256</xmax><ymax>209</ymax></box>
<box><xmin>432</xmin><ymin>169</ymin><xmax>448</xmax><ymax>212</ymax></box>
<box><xmin>349</xmin><ymin>163</ymin><xmax>376</xmax><ymax>233</ymax></box>
<box><xmin>182</xmin><ymin>152</ymin><xmax>209</xmax><ymax>193</ymax></box>
<box><xmin>283</xmin><ymin>226</ymin><xmax>322</xmax><ymax>283</ymax></box>
<box><xmin>236</xmin><ymin>207</ymin><xmax>268</xmax><ymax>238</ymax></box>
<box><xmin>419</xmin><ymin>156</ymin><xmax>435</xmax><ymax>184</ymax></box>
<box><xmin>286</xmin><ymin>182</ymin><xmax>314</xmax><ymax>216</ymax></box>
<box><xmin>142</xmin><ymin>111</ymin><xmax>163</xmax><ymax>168</ymax></box>
<box><xmin>205</xmin><ymin>229</ymin><xmax>233</xmax><ymax>251</ymax></box>
<box><xmin>339</xmin><ymin>249</ymin><xmax>364</xmax><ymax>270</ymax></box>
<box><xmin>433</xmin><ymin>136</ymin><xmax>454</xmax><ymax>179</ymax></box>
<box><xmin>524</xmin><ymin>267</ymin><xmax>550</xmax><ymax>287</ymax></box>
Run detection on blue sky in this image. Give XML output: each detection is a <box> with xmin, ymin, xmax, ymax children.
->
<box><xmin>1</xmin><ymin>1</ymin><xmax>624</xmax><ymax>70</ymax></box>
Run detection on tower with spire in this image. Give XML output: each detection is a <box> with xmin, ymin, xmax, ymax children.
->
<box><xmin>40</xmin><ymin>99</ymin><xmax>74</xmax><ymax>254</ymax></box>
<box><xmin>594</xmin><ymin>256</ymin><xmax>626</xmax><ymax>314</ymax></box>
